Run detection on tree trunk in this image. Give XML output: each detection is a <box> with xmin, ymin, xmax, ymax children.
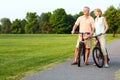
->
<box><xmin>112</xmin><ymin>31</ymin><xmax>115</xmax><ymax>37</ymax></box>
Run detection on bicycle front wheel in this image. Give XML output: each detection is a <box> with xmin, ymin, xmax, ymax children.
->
<box><xmin>78</xmin><ymin>42</ymin><xmax>85</xmax><ymax>67</ymax></box>
<box><xmin>92</xmin><ymin>47</ymin><xmax>104</xmax><ymax>68</ymax></box>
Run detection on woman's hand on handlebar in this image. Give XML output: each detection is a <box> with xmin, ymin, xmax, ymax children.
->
<box><xmin>101</xmin><ymin>32</ymin><xmax>105</xmax><ymax>35</ymax></box>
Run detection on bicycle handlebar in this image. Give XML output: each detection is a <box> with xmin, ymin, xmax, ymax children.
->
<box><xmin>74</xmin><ymin>31</ymin><xmax>91</xmax><ymax>41</ymax></box>
<box><xmin>74</xmin><ymin>31</ymin><xmax>90</xmax><ymax>35</ymax></box>
<box><xmin>92</xmin><ymin>33</ymin><xmax>102</xmax><ymax>38</ymax></box>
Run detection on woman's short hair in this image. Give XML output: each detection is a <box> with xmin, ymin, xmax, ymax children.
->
<box><xmin>94</xmin><ymin>8</ymin><xmax>102</xmax><ymax>17</ymax></box>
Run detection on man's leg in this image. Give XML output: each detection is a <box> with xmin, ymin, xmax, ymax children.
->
<box><xmin>84</xmin><ymin>48</ymin><xmax>90</xmax><ymax>65</ymax></box>
<box><xmin>71</xmin><ymin>48</ymin><xmax>78</xmax><ymax>65</ymax></box>
<box><xmin>74</xmin><ymin>48</ymin><xmax>78</xmax><ymax>62</ymax></box>
<box><xmin>71</xmin><ymin>38</ymin><xmax>79</xmax><ymax>65</ymax></box>
<box><xmin>84</xmin><ymin>38</ymin><xmax>91</xmax><ymax>65</ymax></box>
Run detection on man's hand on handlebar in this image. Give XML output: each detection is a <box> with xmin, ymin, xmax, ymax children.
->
<box><xmin>71</xmin><ymin>30</ymin><xmax>75</xmax><ymax>34</ymax></box>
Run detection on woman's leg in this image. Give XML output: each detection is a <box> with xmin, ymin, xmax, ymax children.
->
<box><xmin>99</xmin><ymin>35</ymin><xmax>109</xmax><ymax>67</ymax></box>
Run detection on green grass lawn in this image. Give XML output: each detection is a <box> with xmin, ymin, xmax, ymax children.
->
<box><xmin>0</xmin><ymin>34</ymin><xmax>118</xmax><ymax>80</ymax></box>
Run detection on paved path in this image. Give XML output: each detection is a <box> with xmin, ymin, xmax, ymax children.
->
<box><xmin>22</xmin><ymin>39</ymin><xmax>120</xmax><ymax>80</ymax></box>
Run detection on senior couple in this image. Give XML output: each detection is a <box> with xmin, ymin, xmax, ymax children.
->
<box><xmin>71</xmin><ymin>6</ymin><xmax>109</xmax><ymax>68</ymax></box>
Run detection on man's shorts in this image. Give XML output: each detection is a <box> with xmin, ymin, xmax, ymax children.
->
<box><xmin>76</xmin><ymin>38</ymin><xmax>92</xmax><ymax>49</ymax></box>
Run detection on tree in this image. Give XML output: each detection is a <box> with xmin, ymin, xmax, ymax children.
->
<box><xmin>50</xmin><ymin>8</ymin><xmax>69</xmax><ymax>33</ymax></box>
<box><xmin>0</xmin><ymin>18</ymin><xmax>11</xmax><ymax>33</ymax></box>
<box><xmin>0</xmin><ymin>24</ymin><xmax>1</xmax><ymax>33</ymax></box>
<box><xmin>104</xmin><ymin>6</ymin><xmax>118</xmax><ymax>37</ymax></box>
<box><xmin>39</xmin><ymin>12</ymin><xmax>52</xmax><ymax>33</ymax></box>
<box><xmin>90</xmin><ymin>11</ymin><xmax>96</xmax><ymax>19</ymax></box>
<box><xmin>21</xmin><ymin>19</ymin><xmax>27</xmax><ymax>34</ymax></box>
<box><xmin>25</xmin><ymin>12</ymin><xmax>39</xmax><ymax>33</ymax></box>
<box><xmin>116</xmin><ymin>5</ymin><xmax>120</xmax><ymax>34</ymax></box>
<box><xmin>11</xmin><ymin>19</ymin><xmax>22</xmax><ymax>34</ymax></box>
<box><xmin>64</xmin><ymin>14</ymin><xmax>75</xmax><ymax>33</ymax></box>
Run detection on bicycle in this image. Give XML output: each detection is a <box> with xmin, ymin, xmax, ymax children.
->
<box><xmin>92</xmin><ymin>33</ymin><xmax>110</xmax><ymax>68</ymax></box>
<box><xmin>76</xmin><ymin>32</ymin><xmax>91</xmax><ymax>67</ymax></box>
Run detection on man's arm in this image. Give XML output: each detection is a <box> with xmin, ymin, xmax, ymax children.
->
<box><xmin>71</xmin><ymin>24</ymin><xmax>78</xmax><ymax>34</ymax></box>
<box><xmin>91</xmin><ymin>18</ymin><xmax>95</xmax><ymax>36</ymax></box>
<box><xmin>91</xmin><ymin>24</ymin><xmax>95</xmax><ymax>35</ymax></box>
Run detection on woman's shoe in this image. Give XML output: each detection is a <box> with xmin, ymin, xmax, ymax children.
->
<box><xmin>93</xmin><ymin>63</ymin><xmax>96</xmax><ymax>66</ymax></box>
<box><xmin>104</xmin><ymin>64</ymin><xmax>109</xmax><ymax>68</ymax></box>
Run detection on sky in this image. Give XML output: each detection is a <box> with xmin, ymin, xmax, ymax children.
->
<box><xmin>0</xmin><ymin>0</ymin><xmax>119</xmax><ymax>21</ymax></box>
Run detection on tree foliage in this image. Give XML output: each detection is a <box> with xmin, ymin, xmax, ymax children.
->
<box><xmin>50</xmin><ymin>8</ymin><xmax>68</xmax><ymax>33</ymax></box>
<box><xmin>0</xmin><ymin>18</ymin><xmax>11</xmax><ymax>33</ymax></box>
<box><xmin>39</xmin><ymin>12</ymin><xmax>52</xmax><ymax>33</ymax></box>
<box><xmin>104</xmin><ymin>6</ymin><xmax>117</xmax><ymax>33</ymax></box>
<box><xmin>11</xmin><ymin>19</ymin><xmax>22</xmax><ymax>34</ymax></box>
<box><xmin>21</xmin><ymin>19</ymin><xmax>27</xmax><ymax>34</ymax></box>
<box><xmin>116</xmin><ymin>6</ymin><xmax>120</xmax><ymax>33</ymax></box>
<box><xmin>103</xmin><ymin>6</ymin><xmax>120</xmax><ymax>36</ymax></box>
<box><xmin>25</xmin><ymin>12</ymin><xmax>39</xmax><ymax>33</ymax></box>
<box><xmin>0</xmin><ymin>5</ymin><xmax>120</xmax><ymax>34</ymax></box>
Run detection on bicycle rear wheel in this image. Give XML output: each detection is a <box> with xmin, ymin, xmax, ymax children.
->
<box><xmin>78</xmin><ymin>42</ymin><xmax>85</xmax><ymax>67</ymax></box>
<box><xmin>92</xmin><ymin>47</ymin><xmax>104</xmax><ymax>68</ymax></box>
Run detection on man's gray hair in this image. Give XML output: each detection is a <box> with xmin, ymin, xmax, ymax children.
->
<box><xmin>84</xmin><ymin>6</ymin><xmax>90</xmax><ymax>11</ymax></box>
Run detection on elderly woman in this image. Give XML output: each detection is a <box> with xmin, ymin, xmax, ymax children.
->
<box><xmin>94</xmin><ymin>8</ymin><xmax>109</xmax><ymax>68</ymax></box>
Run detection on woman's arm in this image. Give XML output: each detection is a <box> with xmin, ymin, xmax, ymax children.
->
<box><xmin>103</xmin><ymin>17</ymin><xmax>109</xmax><ymax>34</ymax></box>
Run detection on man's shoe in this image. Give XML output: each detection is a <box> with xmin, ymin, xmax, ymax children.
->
<box><xmin>84</xmin><ymin>62</ymin><xmax>89</xmax><ymax>65</ymax></box>
<box><xmin>71</xmin><ymin>61</ymin><xmax>77</xmax><ymax>65</ymax></box>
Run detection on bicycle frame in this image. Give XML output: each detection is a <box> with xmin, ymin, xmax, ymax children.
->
<box><xmin>92</xmin><ymin>33</ymin><xmax>105</xmax><ymax>68</ymax></box>
<box><xmin>94</xmin><ymin>34</ymin><xmax>101</xmax><ymax>49</ymax></box>
<box><xmin>77</xmin><ymin>32</ymin><xmax>90</xmax><ymax>67</ymax></box>
<box><xmin>93</xmin><ymin>33</ymin><xmax>110</xmax><ymax>67</ymax></box>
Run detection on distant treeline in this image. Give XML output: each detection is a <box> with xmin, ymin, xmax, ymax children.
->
<box><xmin>0</xmin><ymin>5</ymin><xmax>120</xmax><ymax>34</ymax></box>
